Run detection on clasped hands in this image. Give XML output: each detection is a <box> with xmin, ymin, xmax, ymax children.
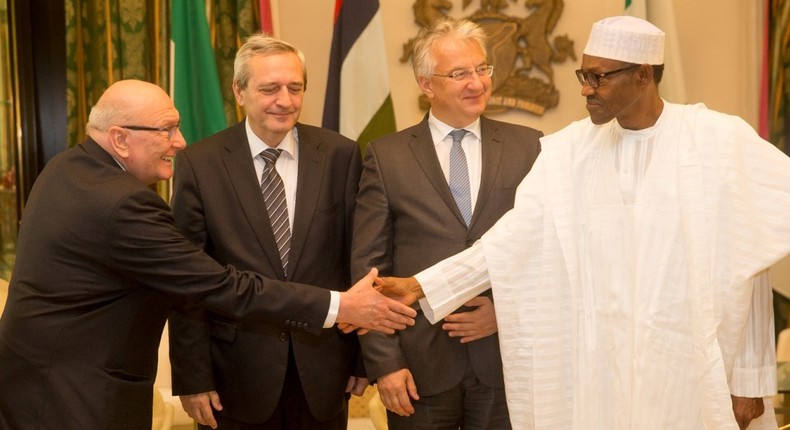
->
<box><xmin>338</xmin><ymin>274</ymin><xmax>423</xmax><ymax>334</ymax></box>
<box><xmin>339</xmin><ymin>274</ymin><xmax>499</xmax><ymax>343</ymax></box>
<box><xmin>335</xmin><ymin>269</ymin><xmax>418</xmax><ymax>334</ymax></box>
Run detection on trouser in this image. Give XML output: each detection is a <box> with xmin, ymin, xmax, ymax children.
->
<box><xmin>386</xmin><ymin>366</ymin><xmax>511</xmax><ymax>430</ymax></box>
<box><xmin>199</xmin><ymin>344</ymin><xmax>348</xmax><ymax>430</ymax></box>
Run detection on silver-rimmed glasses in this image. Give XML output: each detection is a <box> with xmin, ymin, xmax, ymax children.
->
<box><xmin>433</xmin><ymin>65</ymin><xmax>494</xmax><ymax>81</ymax></box>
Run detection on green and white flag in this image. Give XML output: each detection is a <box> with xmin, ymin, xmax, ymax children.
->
<box><xmin>625</xmin><ymin>0</ymin><xmax>687</xmax><ymax>103</ymax></box>
<box><xmin>170</xmin><ymin>0</ymin><xmax>226</xmax><ymax>144</ymax></box>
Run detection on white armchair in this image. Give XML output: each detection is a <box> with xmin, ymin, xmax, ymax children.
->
<box><xmin>152</xmin><ymin>387</ymin><xmax>175</xmax><ymax>430</ymax></box>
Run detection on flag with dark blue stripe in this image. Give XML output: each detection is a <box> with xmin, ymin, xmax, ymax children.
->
<box><xmin>322</xmin><ymin>0</ymin><xmax>396</xmax><ymax>153</ymax></box>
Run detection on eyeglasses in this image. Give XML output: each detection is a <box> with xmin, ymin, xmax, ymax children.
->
<box><xmin>433</xmin><ymin>65</ymin><xmax>494</xmax><ymax>81</ymax></box>
<box><xmin>119</xmin><ymin>122</ymin><xmax>181</xmax><ymax>140</ymax></box>
<box><xmin>575</xmin><ymin>64</ymin><xmax>638</xmax><ymax>89</ymax></box>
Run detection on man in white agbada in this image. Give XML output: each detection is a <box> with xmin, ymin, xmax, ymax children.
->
<box><xmin>377</xmin><ymin>16</ymin><xmax>790</xmax><ymax>430</ymax></box>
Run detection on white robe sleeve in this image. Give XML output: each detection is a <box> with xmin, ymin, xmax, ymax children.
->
<box><xmin>728</xmin><ymin>270</ymin><xmax>777</xmax><ymax>397</ymax></box>
<box><xmin>416</xmin><ymin>139</ymin><xmax>552</xmax><ymax>326</ymax></box>
<box><xmin>416</xmin><ymin>242</ymin><xmax>491</xmax><ymax>324</ymax></box>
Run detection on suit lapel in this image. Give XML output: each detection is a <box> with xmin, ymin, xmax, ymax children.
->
<box><xmin>472</xmin><ymin>116</ymin><xmax>504</xmax><ymax>231</ymax></box>
<box><xmin>290</xmin><ymin>124</ymin><xmax>324</xmax><ymax>278</ymax></box>
<box><xmin>222</xmin><ymin>123</ymin><xmax>287</xmax><ymax>278</ymax></box>
<box><xmin>409</xmin><ymin>120</ymin><xmax>468</xmax><ymax>227</ymax></box>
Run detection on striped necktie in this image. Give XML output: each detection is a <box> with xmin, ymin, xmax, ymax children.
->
<box><xmin>448</xmin><ymin>129</ymin><xmax>472</xmax><ymax>226</ymax></box>
<box><xmin>260</xmin><ymin>148</ymin><xmax>291</xmax><ymax>276</ymax></box>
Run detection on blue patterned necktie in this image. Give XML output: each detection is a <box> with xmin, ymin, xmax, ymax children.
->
<box><xmin>448</xmin><ymin>129</ymin><xmax>472</xmax><ymax>226</ymax></box>
<box><xmin>260</xmin><ymin>148</ymin><xmax>291</xmax><ymax>276</ymax></box>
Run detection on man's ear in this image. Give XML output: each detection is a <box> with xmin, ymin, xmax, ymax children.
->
<box><xmin>232</xmin><ymin>81</ymin><xmax>245</xmax><ymax>106</ymax></box>
<box><xmin>107</xmin><ymin>126</ymin><xmax>130</xmax><ymax>159</ymax></box>
<box><xmin>417</xmin><ymin>76</ymin><xmax>434</xmax><ymax>100</ymax></box>
<box><xmin>638</xmin><ymin>64</ymin><xmax>654</xmax><ymax>85</ymax></box>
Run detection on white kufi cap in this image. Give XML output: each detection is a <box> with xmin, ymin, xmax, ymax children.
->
<box><xmin>583</xmin><ymin>16</ymin><xmax>665</xmax><ymax>65</ymax></box>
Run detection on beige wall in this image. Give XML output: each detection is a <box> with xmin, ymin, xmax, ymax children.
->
<box><xmin>275</xmin><ymin>0</ymin><xmax>762</xmax><ymax>135</ymax></box>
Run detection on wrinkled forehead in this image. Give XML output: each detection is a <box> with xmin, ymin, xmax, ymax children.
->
<box><xmin>128</xmin><ymin>93</ymin><xmax>179</xmax><ymax>125</ymax></box>
<box><xmin>433</xmin><ymin>38</ymin><xmax>485</xmax><ymax>63</ymax></box>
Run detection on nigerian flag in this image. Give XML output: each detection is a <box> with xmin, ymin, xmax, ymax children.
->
<box><xmin>322</xmin><ymin>0</ymin><xmax>396</xmax><ymax>153</ymax></box>
<box><xmin>170</xmin><ymin>0</ymin><xmax>226</xmax><ymax>144</ymax></box>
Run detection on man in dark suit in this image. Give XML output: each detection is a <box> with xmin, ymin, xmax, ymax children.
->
<box><xmin>0</xmin><ymin>79</ymin><xmax>415</xmax><ymax>430</ymax></box>
<box><xmin>168</xmin><ymin>35</ymin><xmax>364</xmax><ymax>430</ymax></box>
<box><xmin>351</xmin><ymin>18</ymin><xmax>542</xmax><ymax>429</ymax></box>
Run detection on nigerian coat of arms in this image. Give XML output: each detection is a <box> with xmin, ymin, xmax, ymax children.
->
<box><xmin>402</xmin><ymin>0</ymin><xmax>576</xmax><ymax>115</ymax></box>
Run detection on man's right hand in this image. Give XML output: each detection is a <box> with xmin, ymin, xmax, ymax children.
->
<box><xmin>377</xmin><ymin>368</ymin><xmax>420</xmax><ymax>417</ymax></box>
<box><xmin>337</xmin><ymin>268</ymin><xmax>417</xmax><ymax>334</ymax></box>
<box><xmin>731</xmin><ymin>395</ymin><xmax>764</xmax><ymax>429</ymax></box>
<box><xmin>179</xmin><ymin>391</ymin><xmax>222</xmax><ymax>429</ymax></box>
<box><xmin>442</xmin><ymin>296</ymin><xmax>498</xmax><ymax>343</ymax></box>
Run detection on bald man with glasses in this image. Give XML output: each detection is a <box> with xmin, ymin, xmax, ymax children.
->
<box><xmin>0</xmin><ymin>79</ymin><xmax>415</xmax><ymax>430</ymax></box>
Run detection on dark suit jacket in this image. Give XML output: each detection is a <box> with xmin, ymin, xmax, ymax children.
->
<box><xmin>0</xmin><ymin>139</ymin><xmax>331</xmax><ymax>430</ymax></box>
<box><xmin>351</xmin><ymin>116</ymin><xmax>541</xmax><ymax>397</ymax></box>
<box><xmin>168</xmin><ymin>122</ymin><xmax>361</xmax><ymax>422</ymax></box>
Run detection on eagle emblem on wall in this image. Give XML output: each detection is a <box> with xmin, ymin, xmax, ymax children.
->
<box><xmin>402</xmin><ymin>0</ymin><xmax>576</xmax><ymax>115</ymax></box>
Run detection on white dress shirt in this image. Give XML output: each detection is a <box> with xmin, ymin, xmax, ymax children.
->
<box><xmin>244</xmin><ymin>120</ymin><xmax>339</xmax><ymax>328</ymax></box>
<box><xmin>428</xmin><ymin>112</ymin><xmax>483</xmax><ymax>214</ymax></box>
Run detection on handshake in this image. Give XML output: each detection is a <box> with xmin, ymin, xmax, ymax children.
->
<box><xmin>335</xmin><ymin>269</ymin><xmax>426</xmax><ymax>335</ymax></box>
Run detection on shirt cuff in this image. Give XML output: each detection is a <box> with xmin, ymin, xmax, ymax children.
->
<box><xmin>323</xmin><ymin>290</ymin><xmax>340</xmax><ymax>328</ymax></box>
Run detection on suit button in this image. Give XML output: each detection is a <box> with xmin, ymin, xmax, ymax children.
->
<box><xmin>284</xmin><ymin>319</ymin><xmax>291</xmax><ymax>325</ymax></box>
<box><xmin>302</xmin><ymin>323</ymin><xmax>308</xmax><ymax>330</ymax></box>
<box><xmin>279</xmin><ymin>332</ymin><xmax>288</xmax><ymax>342</ymax></box>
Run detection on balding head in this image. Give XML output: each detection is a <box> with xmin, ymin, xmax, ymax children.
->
<box><xmin>86</xmin><ymin>80</ymin><xmax>185</xmax><ymax>184</ymax></box>
<box><xmin>87</xmin><ymin>80</ymin><xmax>174</xmax><ymax>134</ymax></box>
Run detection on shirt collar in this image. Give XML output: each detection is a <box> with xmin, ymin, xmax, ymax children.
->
<box><xmin>245</xmin><ymin>119</ymin><xmax>298</xmax><ymax>160</ymax></box>
<box><xmin>427</xmin><ymin>111</ymin><xmax>482</xmax><ymax>146</ymax></box>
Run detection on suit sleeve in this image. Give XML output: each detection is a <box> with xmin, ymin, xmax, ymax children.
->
<box><xmin>351</xmin><ymin>143</ymin><xmax>409</xmax><ymax>380</ymax></box>
<box><xmin>106</xmin><ymin>159</ymin><xmax>331</xmax><ymax>395</ymax></box>
<box><xmin>107</xmin><ymin>187</ymin><xmax>331</xmax><ymax>327</ymax></box>
<box><xmin>343</xmin><ymin>143</ymin><xmax>366</xmax><ymax>377</ymax></box>
<box><xmin>168</xmin><ymin>152</ymin><xmax>217</xmax><ymax>395</ymax></box>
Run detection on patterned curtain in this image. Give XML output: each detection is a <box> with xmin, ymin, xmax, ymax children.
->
<box><xmin>65</xmin><ymin>0</ymin><xmax>168</xmax><ymax>148</ymax></box>
<box><xmin>65</xmin><ymin>0</ymin><xmax>258</xmax><ymax>148</ymax></box>
<box><xmin>209</xmin><ymin>0</ymin><xmax>259</xmax><ymax>126</ymax></box>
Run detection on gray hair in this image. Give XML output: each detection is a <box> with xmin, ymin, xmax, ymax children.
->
<box><xmin>86</xmin><ymin>97</ymin><xmax>128</xmax><ymax>132</ymax></box>
<box><xmin>234</xmin><ymin>33</ymin><xmax>307</xmax><ymax>90</ymax></box>
<box><xmin>411</xmin><ymin>18</ymin><xmax>488</xmax><ymax>79</ymax></box>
